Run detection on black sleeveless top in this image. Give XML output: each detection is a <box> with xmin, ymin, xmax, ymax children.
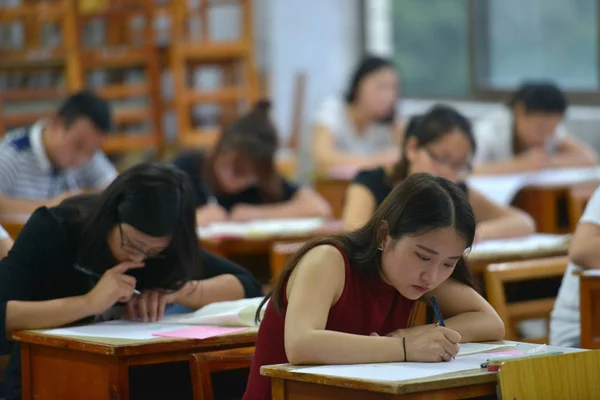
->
<box><xmin>352</xmin><ymin>167</ymin><xmax>469</xmax><ymax>207</ymax></box>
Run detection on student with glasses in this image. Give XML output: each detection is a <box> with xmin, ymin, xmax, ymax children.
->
<box><xmin>0</xmin><ymin>163</ymin><xmax>262</xmax><ymax>400</ymax></box>
<box><xmin>342</xmin><ymin>105</ymin><xmax>535</xmax><ymax>241</ymax></box>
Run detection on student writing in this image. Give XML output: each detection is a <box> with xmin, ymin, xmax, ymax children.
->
<box><xmin>312</xmin><ymin>55</ymin><xmax>403</xmax><ymax>170</ymax></box>
<box><xmin>173</xmin><ymin>101</ymin><xmax>331</xmax><ymax>226</ymax></box>
<box><xmin>343</xmin><ymin>105</ymin><xmax>535</xmax><ymax>240</ymax></box>
<box><xmin>0</xmin><ymin>91</ymin><xmax>118</xmax><ymax>214</ymax></box>
<box><xmin>244</xmin><ymin>173</ymin><xmax>505</xmax><ymax>399</ymax></box>
<box><xmin>0</xmin><ymin>163</ymin><xmax>261</xmax><ymax>400</ymax></box>
<box><xmin>472</xmin><ymin>82</ymin><xmax>597</xmax><ymax>175</ymax></box>
<box><xmin>550</xmin><ymin>186</ymin><xmax>600</xmax><ymax>348</ymax></box>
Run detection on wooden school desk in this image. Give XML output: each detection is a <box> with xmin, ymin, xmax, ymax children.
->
<box><xmin>13</xmin><ymin>328</ymin><xmax>257</xmax><ymax>400</ymax></box>
<box><xmin>261</xmin><ymin>342</ymin><xmax>592</xmax><ymax>400</ymax></box>
<box><xmin>580</xmin><ymin>271</ymin><xmax>600</xmax><ymax>349</ymax></box>
<box><xmin>313</xmin><ymin>166</ymin><xmax>361</xmax><ymax>219</ymax></box>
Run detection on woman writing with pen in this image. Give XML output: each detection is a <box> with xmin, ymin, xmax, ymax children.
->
<box><xmin>172</xmin><ymin>101</ymin><xmax>331</xmax><ymax>227</ymax></box>
<box><xmin>244</xmin><ymin>173</ymin><xmax>505</xmax><ymax>400</ymax></box>
<box><xmin>0</xmin><ymin>163</ymin><xmax>262</xmax><ymax>400</ymax></box>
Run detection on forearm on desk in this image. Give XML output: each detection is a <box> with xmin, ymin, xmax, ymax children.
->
<box><xmin>477</xmin><ymin>212</ymin><xmax>535</xmax><ymax>240</ymax></box>
<box><xmin>569</xmin><ymin>237</ymin><xmax>600</xmax><ymax>270</ymax></box>
<box><xmin>5</xmin><ymin>296</ymin><xmax>93</xmax><ymax>336</ymax></box>
<box><xmin>285</xmin><ymin>329</ymin><xmax>404</xmax><ymax>365</ymax></box>
<box><xmin>175</xmin><ymin>274</ymin><xmax>245</xmax><ymax>310</ymax></box>
<box><xmin>444</xmin><ymin>311</ymin><xmax>506</xmax><ymax>343</ymax></box>
<box><xmin>0</xmin><ymin>195</ymin><xmax>52</xmax><ymax>215</ymax></box>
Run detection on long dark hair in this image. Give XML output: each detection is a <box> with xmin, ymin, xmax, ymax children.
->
<box><xmin>60</xmin><ymin>163</ymin><xmax>200</xmax><ymax>291</ymax></box>
<box><xmin>206</xmin><ymin>100</ymin><xmax>283</xmax><ymax>202</ymax></box>
<box><xmin>345</xmin><ymin>55</ymin><xmax>398</xmax><ymax>124</ymax></box>
<box><xmin>388</xmin><ymin>105</ymin><xmax>475</xmax><ymax>186</ymax></box>
<box><xmin>257</xmin><ymin>173</ymin><xmax>476</xmax><ymax>320</ymax></box>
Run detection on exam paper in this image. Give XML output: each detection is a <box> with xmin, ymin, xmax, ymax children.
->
<box><xmin>153</xmin><ymin>325</ymin><xmax>248</xmax><ymax>340</ymax></box>
<box><xmin>160</xmin><ymin>297</ymin><xmax>266</xmax><ymax>327</ymax></box>
<box><xmin>469</xmin><ymin>234</ymin><xmax>568</xmax><ymax>257</ymax></box>
<box><xmin>44</xmin><ymin>320</ymin><xmax>196</xmax><ymax>340</ymax></box>
<box><xmin>197</xmin><ymin>218</ymin><xmax>325</xmax><ymax>239</ymax></box>
<box><xmin>456</xmin><ymin>342</ymin><xmax>517</xmax><ymax>356</ymax></box>
<box><xmin>292</xmin><ymin>351</ymin><xmax>516</xmax><ymax>382</ymax></box>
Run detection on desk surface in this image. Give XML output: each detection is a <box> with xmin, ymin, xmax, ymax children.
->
<box><xmin>13</xmin><ymin>327</ymin><xmax>257</xmax><ymax>357</ymax></box>
<box><xmin>261</xmin><ymin>341</ymin><xmax>581</xmax><ymax>396</ymax></box>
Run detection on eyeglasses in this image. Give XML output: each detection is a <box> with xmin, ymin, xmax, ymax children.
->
<box><xmin>118</xmin><ymin>223</ymin><xmax>166</xmax><ymax>260</ymax></box>
<box><xmin>423</xmin><ymin>148</ymin><xmax>472</xmax><ymax>177</ymax></box>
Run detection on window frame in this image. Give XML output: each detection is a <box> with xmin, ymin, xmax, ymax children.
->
<box><xmin>362</xmin><ymin>0</ymin><xmax>600</xmax><ymax>105</ymax></box>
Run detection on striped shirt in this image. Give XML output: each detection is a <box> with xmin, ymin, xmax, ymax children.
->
<box><xmin>0</xmin><ymin>121</ymin><xmax>118</xmax><ymax>200</ymax></box>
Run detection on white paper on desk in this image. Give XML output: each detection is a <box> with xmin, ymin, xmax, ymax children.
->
<box><xmin>468</xmin><ymin>174</ymin><xmax>527</xmax><ymax>206</ymax></box>
<box><xmin>291</xmin><ymin>352</ymin><xmax>516</xmax><ymax>382</ymax></box>
<box><xmin>161</xmin><ymin>297</ymin><xmax>266</xmax><ymax>327</ymax></box>
<box><xmin>456</xmin><ymin>342</ymin><xmax>517</xmax><ymax>356</ymax></box>
<box><xmin>469</xmin><ymin>234</ymin><xmax>568</xmax><ymax>257</ymax></box>
<box><xmin>197</xmin><ymin>218</ymin><xmax>325</xmax><ymax>239</ymax></box>
<box><xmin>581</xmin><ymin>269</ymin><xmax>600</xmax><ymax>277</ymax></box>
<box><xmin>527</xmin><ymin>166</ymin><xmax>600</xmax><ymax>187</ymax></box>
<box><xmin>43</xmin><ymin>320</ymin><xmax>196</xmax><ymax>340</ymax></box>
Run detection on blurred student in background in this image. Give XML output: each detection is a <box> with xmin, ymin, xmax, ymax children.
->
<box><xmin>312</xmin><ymin>55</ymin><xmax>404</xmax><ymax>170</ymax></box>
<box><xmin>342</xmin><ymin>105</ymin><xmax>535</xmax><ymax>240</ymax></box>
<box><xmin>551</xmin><ymin>186</ymin><xmax>600</xmax><ymax>348</ymax></box>
<box><xmin>173</xmin><ymin>101</ymin><xmax>331</xmax><ymax>227</ymax></box>
<box><xmin>0</xmin><ymin>91</ymin><xmax>118</xmax><ymax>215</ymax></box>
<box><xmin>472</xmin><ymin>82</ymin><xmax>597</xmax><ymax>175</ymax></box>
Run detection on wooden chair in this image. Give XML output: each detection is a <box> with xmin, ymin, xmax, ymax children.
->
<box><xmin>568</xmin><ymin>182</ymin><xmax>599</xmax><ymax>232</ymax></box>
<box><xmin>269</xmin><ymin>241</ymin><xmax>305</xmax><ymax>279</ymax></box>
<box><xmin>485</xmin><ymin>256</ymin><xmax>569</xmax><ymax>343</ymax></box>
<box><xmin>189</xmin><ymin>346</ymin><xmax>255</xmax><ymax>400</ymax></box>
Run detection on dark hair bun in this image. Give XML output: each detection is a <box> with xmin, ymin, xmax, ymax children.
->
<box><xmin>254</xmin><ymin>99</ymin><xmax>272</xmax><ymax>112</ymax></box>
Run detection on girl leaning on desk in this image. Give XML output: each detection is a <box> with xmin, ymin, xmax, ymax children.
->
<box><xmin>342</xmin><ymin>104</ymin><xmax>536</xmax><ymax>240</ymax></box>
<box><xmin>172</xmin><ymin>100</ymin><xmax>331</xmax><ymax>227</ymax></box>
<box><xmin>244</xmin><ymin>173</ymin><xmax>505</xmax><ymax>400</ymax></box>
<box><xmin>0</xmin><ymin>163</ymin><xmax>261</xmax><ymax>400</ymax></box>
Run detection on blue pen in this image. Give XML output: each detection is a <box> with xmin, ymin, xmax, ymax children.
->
<box><xmin>429</xmin><ymin>295</ymin><xmax>445</xmax><ymax>327</ymax></box>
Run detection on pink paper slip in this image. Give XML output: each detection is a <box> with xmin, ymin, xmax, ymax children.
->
<box><xmin>490</xmin><ymin>350</ymin><xmax>526</xmax><ymax>356</ymax></box>
<box><xmin>152</xmin><ymin>325</ymin><xmax>249</xmax><ymax>340</ymax></box>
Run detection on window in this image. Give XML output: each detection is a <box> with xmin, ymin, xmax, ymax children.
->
<box><xmin>373</xmin><ymin>0</ymin><xmax>600</xmax><ymax>102</ymax></box>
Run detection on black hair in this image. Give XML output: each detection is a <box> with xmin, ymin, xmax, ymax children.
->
<box><xmin>60</xmin><ymin>163</ymin><xmax>200</xmax><ymax>291</ymax></box>
<box><xmin>345</xmin><ymin>55</ymin><xmax>398</xmax><ymax>124</ymax></box>
<box><xmin>57</xmin><ymin>90</ymin><xmax>113</xmax><ymax>133</ymax></box>
<box><xmin>507</xmin><ymin>81</ymin><xmax>567</xmax><ymax>115</ymax></box>
<box><xmin>258</xmin><ymin>172</ymin><xmax>476</xmax><ymax>320</ymax></box>
<box><xmin>389</xmin><ymin>105</ymin><xmax>475</xmax><ymax>185</ymax></box>
<box><xmin>208</xmin><ymin>100</ymin><xmax>283</xmax><ymax>201</ymax></box>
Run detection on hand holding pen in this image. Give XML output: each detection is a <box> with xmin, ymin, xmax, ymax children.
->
<box><xmin>79</xmin><ymin>262</ymin><xmax>144</xmax><ymax>315</ymax></box>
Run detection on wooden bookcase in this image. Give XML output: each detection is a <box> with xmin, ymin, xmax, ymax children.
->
<box><xmin>72</xmin><ymin>0</ymin><xmax>163</xmax><ymax>156</ymax></box>
<box><xmin>170</xmin><ymin>0</ymin><xmax>259</xmax><ymax>149</ymax></box>
<box><xmin>0</xmin><ymin>0</ymin><xmax>79</xmax><ymax>133</ymax></box>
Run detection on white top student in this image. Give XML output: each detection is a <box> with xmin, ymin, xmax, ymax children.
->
<box><xmin>0</xmin><ymin>90</ymin><xmax>118</xmax><ymax>214</ymax></box>
<box><xmin>472</xmin><ymin>82</ymin><xmax>597</xmax><ymax>175</ymax></box>
<box><xmin>551</xmin><ymin>186</ymin><xmax>600</xmax><ymax>347</ymax></box>
<box><xmin>312</xmin><ymin>55</ymin><xmax>404</xmax><ymax>170</ymax></box>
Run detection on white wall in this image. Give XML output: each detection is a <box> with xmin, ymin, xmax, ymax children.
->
<box><xmin>266</xmin><ymin>0</ymin><xmax>361</xmax><ymax>141</ymax></box>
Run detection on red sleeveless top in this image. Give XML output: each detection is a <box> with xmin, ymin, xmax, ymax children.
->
<box><xmin>243</xmin><ymin>247</ymin><xmax>415</xmax><ymax>400</ymax></box>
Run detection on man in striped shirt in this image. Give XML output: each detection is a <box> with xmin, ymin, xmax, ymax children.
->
<box><xmin>0</xmin><ymin>91</ymin><xmax>118</xmax><ymax>214</ymax></box>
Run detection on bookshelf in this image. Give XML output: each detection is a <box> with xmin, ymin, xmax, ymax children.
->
<box><xmin>170</xmin><ymin>0</ymin><xmax>259</xmax><ymax>149</ymax></box>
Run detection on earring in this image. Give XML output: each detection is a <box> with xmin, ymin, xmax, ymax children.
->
<box><xmin>377</xmin><ymin>244</ymin><xmax>384</xmax><ymax>251</ymax></box>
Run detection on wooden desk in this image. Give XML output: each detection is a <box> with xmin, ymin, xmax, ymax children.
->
<box><xmin>261</xmin><ymin>342</ymin><xmax>584</xmax><ymax>399</ymax></box>
<box><xmin>313</xmin><ymin>166</ymin><xmax>360</xmax><ymax>220</ymax></box>
<box><xmin>467</xmin><ymin>235</ymin><xmax>571</xmax><ymax>277</ymax></box>
<box><xmin>200</xmin><ymin>220</ymin><xmax>342</xmax><ymax>261</ymax></box>
<box><xmin>13</xmin><ymin>328</ymin><xmax>256</xmax><ymax>400</ymax></box>
<box><xmin>580</xmin><ymin>272</ymin><xmax>600</xmax><ymax>349</ymax></box>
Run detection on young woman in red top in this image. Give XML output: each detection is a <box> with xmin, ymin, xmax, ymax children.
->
<box><xmin>244</xmin><ymin>173</ymin><xmax>505</xmax><ymax>400</ymax></box>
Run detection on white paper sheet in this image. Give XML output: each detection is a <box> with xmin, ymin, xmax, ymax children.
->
<box><xmin>469</xmin><ymin>234</ymin><xmax>568</xmax><ymax>257</ymax></box>
<box><xmin>197</xmin><ymin>218</ymin><xmax>325</xmax><ymax>239</ymax></box>
<box><xmin>468</xmin><ymin>166</ymin><xmax>600</xmax><ymax>206</ymax></box>
<box><xmin>468</xmin><ymin>174</ymin><xmax>527</xmax><ymax>206</ymax></box>
<box><xmin>161</xmin><ymin>297</ymin><xmax>266</xmax><ymax>327</ymax></box>
<box><xmin>291</xmin><ymin>351</ymin><xmax>515</xmax><ymax>382</ymax></box>
<box><xmin>456</xmin><ymin>342</ymin><xmax>516</xmax><ymax>356</ymax></box>
<box><xmin>43</xmin><ymin>320</ymin><xmax>196</xmax><ymax>340</ymax></box>
<box><xmin>581</xmin><ymin>269</ymin><xmax>600</xmax><ymax>277</ymax></box>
